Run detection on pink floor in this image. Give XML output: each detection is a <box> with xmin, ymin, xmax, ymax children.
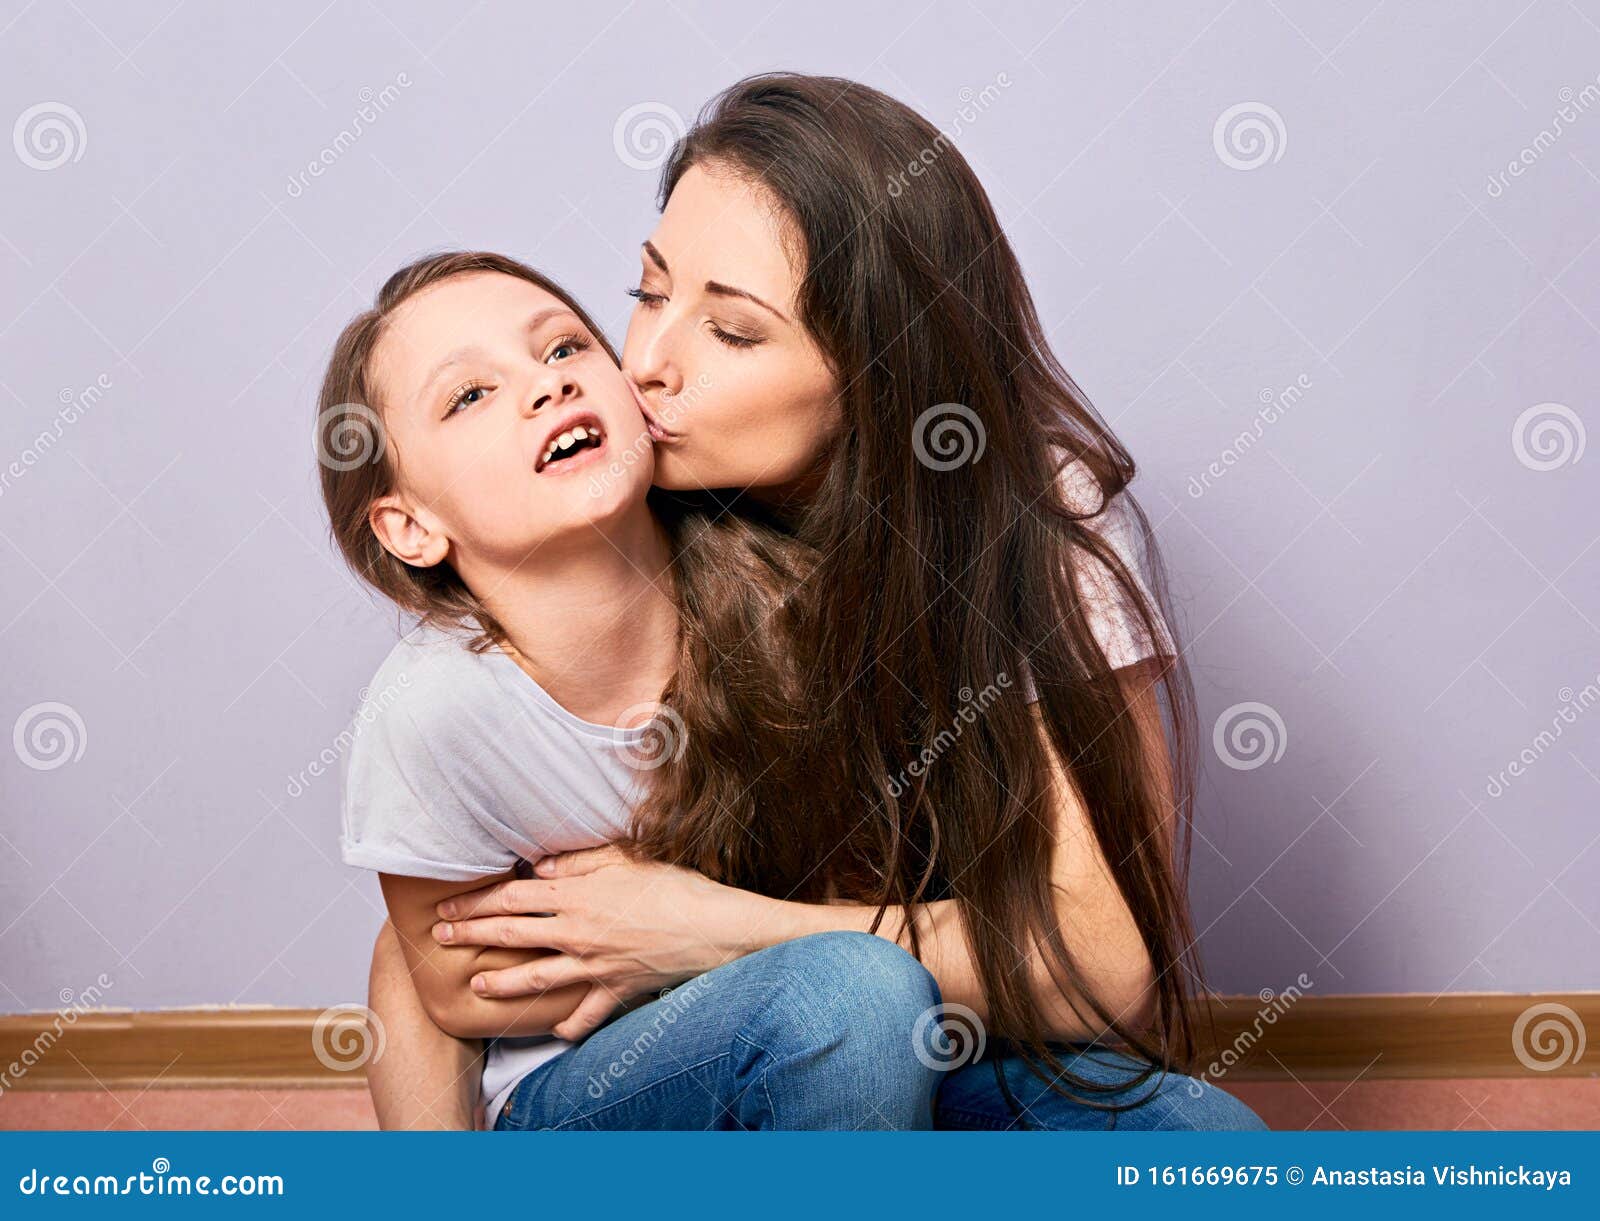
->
<box><xmin>1</xmin><ymin>1079</ymin><xmax>1596</xmax><ymax>1130</ymax></box>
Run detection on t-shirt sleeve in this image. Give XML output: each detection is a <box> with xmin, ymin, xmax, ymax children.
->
<box><xmin>339</xmin><ymin>697</ymin><xmax>521</xmax><ymax>882</ymax></box>
<box><xmin>1072</xmin><ymin>485</ymin><xmax>1176</xmax><ymax>671</ymax></box>
<box><xmin>1021</xmin><ymin>461</ymin><xmax>1177</xmax><ymax>701</ymax></box>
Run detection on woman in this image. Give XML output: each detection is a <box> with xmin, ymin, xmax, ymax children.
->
<box><xmin>366</xmin><ymin>73</ymin><xmax>1264</xmax><ymax>1131</ymax></box>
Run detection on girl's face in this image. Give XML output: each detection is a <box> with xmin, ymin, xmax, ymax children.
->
<box><xmin>368</xmin><ymin>271</ymin><xmax>652</xmax><ymax>571</ymax></box>
<box><xmin>622</xmin><ymin>162</ymin><xmax>841</xmax><ymax>495</ymax></box>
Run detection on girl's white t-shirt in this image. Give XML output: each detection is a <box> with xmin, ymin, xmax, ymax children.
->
<box><xmin>339</xmin><ymin>625</ymin><xmax>649</xmax><ymax>1126</ymax></box>
<box><xmin>337</xmin><ymin>460</ymin><xmax>1173</xmax><ymax>1126</ymax></box>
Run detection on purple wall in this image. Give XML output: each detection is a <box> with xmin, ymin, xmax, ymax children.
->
<box><xmin>1</xmin><ymin>0</ymin><xmax>1596</xmax><ymax>1012</ymax></box>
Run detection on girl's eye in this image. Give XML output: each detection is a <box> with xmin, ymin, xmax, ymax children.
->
<box><xmin>709</xmin><ymin>323</ymin><xmax>761</xmax><ymax>350</ymax></box>
<box><xmin>444</xmin><ymin>383</ymin><xmax>489</xmax><ymax>417</ymax></box>
<box><xmin>546</xmin><ymin>335</ymin><xmax>589</xmax><ymax>363</ymax></box>
<box><xmin>626</xmin><ymin>286</ymin><xmax>666</xmax><ymax>309</ymax></box>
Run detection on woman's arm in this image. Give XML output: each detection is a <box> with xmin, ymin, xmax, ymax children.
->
<box><xmin>379</xmin><ymin>870</ymin><xmax>590</xmax><ymax>1039</ymax></box>
<box><xmin>434</xmin><ymin>663</ymin><xmax>1169</xmax><ymax>1043</ymax></box>
<box><xmin>779</xmin><ymin>662</ymin><xmax>1166</xmax><ymax>1036</ymax></box>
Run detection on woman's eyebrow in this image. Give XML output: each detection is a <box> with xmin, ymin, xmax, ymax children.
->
<box><xmin>642</xmin><ymin>240</ymin><xmax>790</xmax><ymax>324</ymax></box>
<box><xmin>704</xmin><ymin>280</ymin><xmax>789</xmax><ymax>323</ymax></box>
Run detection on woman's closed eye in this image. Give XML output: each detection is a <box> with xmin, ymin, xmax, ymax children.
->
<box><xmin>707</xmin><ymin>322</ymin><xmax>761</xmax><ymax>349</ymax></box>
<box><xmin>626</xmin><ymin>285</ymin><xmax>762</xmax><ymax>348</ymax></box>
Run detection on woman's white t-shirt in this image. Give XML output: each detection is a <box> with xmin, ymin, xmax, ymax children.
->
<box><xmin>337</xmin><ymin>460</ymin><xmax>1172</xmax><ymax>1126</ymax></box>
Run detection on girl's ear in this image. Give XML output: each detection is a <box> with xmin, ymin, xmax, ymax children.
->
<box><xmin>369</xmin><ymin>494</ymin><xmax>449</xmax><ymax>569</ymax></box>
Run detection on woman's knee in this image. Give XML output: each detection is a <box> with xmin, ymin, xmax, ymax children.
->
<box><xmin>1170</xmin><ymin>1076</ymin><xmax>1268</xmax><ymax>1131</ymax></box>
<box><xmin>752</xmin><ymin>931</ymin><xmax>942</xmax><ymax>1052</ymax></box>
<box><xmin>1120</xmin><ymin>1072</ymin><xmax>1268</xmax><ymax>1131</ymax></box>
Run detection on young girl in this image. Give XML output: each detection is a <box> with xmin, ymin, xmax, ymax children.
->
<box><xmin>365</xmin><ymin>75</ymin><xmax>1268</xmax><ymax>1133</ymax></box>
<box><xmin>320</xmin><ymin>251</ymin><xmax>948</xmax><ymax>1129</ymax></box>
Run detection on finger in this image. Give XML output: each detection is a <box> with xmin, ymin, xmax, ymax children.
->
<box><xmin>550</xmin><ymin>985</ymin><xmax>622</xmax><ymax>1041</ymax></box>
<box><xmin>435</xmin><ymin>914</ymin><xmax>569</xmax><ymax>951</ymax></box>
<box><xmin>469</xmin><ymin>955</ymin><xmax>591</xmax><ymax>998</ymax></box>
<box><xmin>533</xmin><ymin>844</ymin><xmax>627</xmax><ymax>879</ymax></box>
<box><xmin>436</xmin><ymin>878</ymin><xmax>557</xmax><ymax>921</ymax></box>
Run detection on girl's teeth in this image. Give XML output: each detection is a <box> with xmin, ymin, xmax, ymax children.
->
<box><xmin>541</xmin><ymin>424</ymin><xmax>601</xmax><ymax>469</ymax></box>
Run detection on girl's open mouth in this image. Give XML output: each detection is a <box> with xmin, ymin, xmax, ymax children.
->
<box><xmin>535</xmin><ymin>417</ymin><xmax>607</xmax><ymax>474</ymax></box>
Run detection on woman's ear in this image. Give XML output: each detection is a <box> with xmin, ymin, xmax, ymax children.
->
<box><xmin>369</xmin><ymin>494</ymin><xmax>449</xmax><ymax>569</ymax></box>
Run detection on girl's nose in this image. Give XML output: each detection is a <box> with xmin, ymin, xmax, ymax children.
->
<box><xmin>525</xmin><ymin>373</ymin><xmax>577</xmax><ymax>417</ymax></box>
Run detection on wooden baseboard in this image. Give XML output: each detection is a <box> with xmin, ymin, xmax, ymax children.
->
<box><xmin>0</xmin><ymin>994</ymin><xmax>1593</xmax><ymax>1092</ymax></box>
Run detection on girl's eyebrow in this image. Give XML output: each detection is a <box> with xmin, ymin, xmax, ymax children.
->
<box><xmin>416</xmin><ymin>307</ymin><xmax>578</xmax><ymax>403</ymax></box>
<box><xmin>641</xmin><ymin>240</ymin><xmax>789</xmax><ymax>324</ymax></box>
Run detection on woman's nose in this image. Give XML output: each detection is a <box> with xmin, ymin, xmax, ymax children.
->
<box><xmin>625</xmin><ymin>317</ymin><xmax>684</xmax><ymax>398</ymax></box>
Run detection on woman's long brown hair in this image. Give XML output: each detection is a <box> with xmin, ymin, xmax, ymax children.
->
<box><xmin>632</xmin><ymin>74</ymin><xmax>1208</xmax><ymax>1111</ymax></box>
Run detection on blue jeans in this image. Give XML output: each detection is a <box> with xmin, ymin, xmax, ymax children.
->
<box><xmin>493</xmin><ymin>931</ymin><xmax>1265</xmax><ymax>1132</ymax></box>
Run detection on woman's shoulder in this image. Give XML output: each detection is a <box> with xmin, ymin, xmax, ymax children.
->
<box><xmin>1050</xmin><ymin>451</ymin><xmax>1148</xmax><ymax>564</ymax></box>
<box><xmin>1048</xmin><ymin>450</ymin><xmax>1173</xmax><ymax>667</ymax></box>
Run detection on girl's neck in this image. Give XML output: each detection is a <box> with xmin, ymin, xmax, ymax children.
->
<box><xmin>467</xmin><ymin>508</ymin><xmax>679</xmax><ymax>727</ymax></box>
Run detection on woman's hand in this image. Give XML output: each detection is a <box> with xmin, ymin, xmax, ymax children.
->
<box><xmin>430</xmin><ymin>845</ymin><xmax>781</xmax><ymax>1041</ymax></box>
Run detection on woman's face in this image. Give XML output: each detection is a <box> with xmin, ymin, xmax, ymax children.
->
<box><xmin>622</xmin><ymin>162</ymin><xmax>841</xmax><ymax>495</ymax></box>
<box><xmin>367</xmin><ymin>271</ymin><xmax>652</xmax><ymax>571</ymax></box>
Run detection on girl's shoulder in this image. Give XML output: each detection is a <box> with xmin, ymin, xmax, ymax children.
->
<box><xmin>351</xmin><ymin>622</ymin><xmax>502</xmax><ymax>743</ymax></box>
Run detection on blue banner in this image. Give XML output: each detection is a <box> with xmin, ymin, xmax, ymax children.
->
<box><xmin>1</xmin><ymin>1131</ymin><xmax>1593</xmax><ymax>1216</ymax></box>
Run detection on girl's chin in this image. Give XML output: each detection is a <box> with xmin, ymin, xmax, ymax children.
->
<box><xmin>546</xmin><ymin>477</ymin><xmax>652</xmax><ymax>532</ymax></box>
